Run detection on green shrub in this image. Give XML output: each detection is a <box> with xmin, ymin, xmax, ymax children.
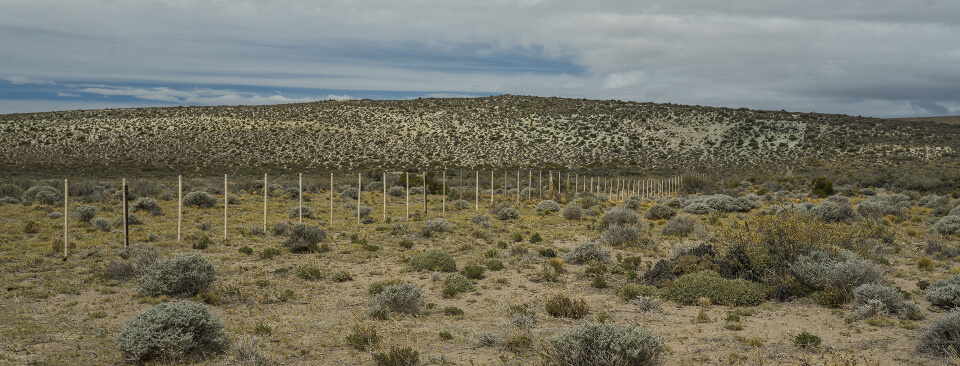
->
<box><xmin>461</xmin><ymin>265</ymin><xmax>485</xmax><ymax>280</ymax></box>
<box><xmin>281</xmin><ymin>224</ymin><xmax>325</xmax><ymax>252</ymax></box>
<box><xmin>369</xmin><ymin>284</ymin><xmax>423</xmax><ymax>319</ymax></box>
<box><xmin>0</xmin><ymin>183</ymin><xmax>24</xmax><ymax>199</ymax></box>
<box><xmin>22</xmin><ymin>185</ymin><xmax>60</xmax><ymax>205</ymax></box>
<box><xmin>91</xmin><ymin>217</ymin><xmax>112</xmax><ymax>232</ymax></box>
<box><xmin>443</xmin><ymin>306</ymin><xmax>464</xmax><ymax>316</ymax></box>
<box><xmin>809</xmin><ymin>200</ymin><xmax>859</xmax><ymax>223</ymax></box>
<box><xmin>661</xmin><ymin>214</ymin><xmax>695</xmax><ymax>237</ymax></box>
<box><xmin>933</xmin><ymin>216</ymin><xmax>960</xmax><ymax>236</ymax></box>
<box><xmin>591</xmin><ymin>276</ymin><xmax>608</xmax><ymax>289</ymax></box>
<box><xmin>296</xmin><ymin>265</ymin><xmax>324</xmax><ymax>280</ymax></box>
<box><xmin>372</xmin><ymin>346</ymin><xmax>419</xmax><ymax>366</ymax></box>
<box><xmin>114</xmin><ymin>213</ymin><xmax>142</xmax><ymax>227</ymax></box>
<box><xmin>388</xmin><ymin>186</ymin><xmax>405</xmax><ymax>196</ymax></box>
<box><xmin>409</xmin><ymin>249</ymin><xmax>457</xmax><ymax>272</ymax></box>
<box><xmin>260</xmin><ymin>247</ymin><xmax>282</xmax><ymax>259</ymax></box>
<box><xmin>603</xmin><ymin>207</ymin><xmax>639</xmax><ymax>227</ymax></box>
<box><xmin>562</xmin><ymin>205</ymin><xmax>583</xmax><ymax>220</ymax></box>
<box><xmin>192</xmin><ymin>235</ymin><xmax>211</xmax><ymax>250</ymax></box>
<box><xmin>665</xmin><ymin>271</ymin><xmax>766</xmax><ymax>307</ymax></box>
<box><xmin>496</xmin><ymin>206</ymin><xmax>520</xmax><ymax>220</ymax></box>
<box><xmin>485</xmin><ymin>259</ymin><xmax>504</xmax><ymax>271</ymax></box>
<box><xmin>398</xmin><ymin>240</ymin><xmax>414</xmax><ymax>249</ymax></box>
<box><xmin>131</xmin><ymin>197</ymin><xmax>163</xmax><ymax>216</ymax></box>
<box><xmin>529</xmin><ymin>232</ymin><xmax>543</xmax><ymax>244</ymax></box>
<box><xmin>421</xmin><ymin>218</ymin><xmax>452</xmax><ymax>237</ymax></box>
<box><xmin>345</xmin><ymin>323</ymin><xmax>379</xmax><ymax>351</ymax></box>
<box><xmin>442</xmin><ymin>273</ymin><xmax>474</xmax><ymax>297</ymax></box>
<box><xmin>537</xmin><ymin>200</ymin><xmax>561</xmax><ymax>213</ymax></box>
<box><xmin>645</xmin><ymin>204</ymin><xmax>677</xmax><ymax>220</ymax></box>
<box><xmin>115</xmin><ymin>301</ymin><xmax>228</xmax><ymax>362</ymax></box>
<box><xmin>809</xmin><ymin>177</ymin><xmax>835</xmax><ymax>198</ymax></box>
<box><xmin>289</xmin><ymin>206</ymin><xmax>315</xmax><ymax>219</ymax></box>
<box><xmin>238</xmin><ymin>246</ymin><xmax>253</xmax><ymax>255</ymax></box>
<box><xmin>564</xmin><ymin>242</ymin><xmax>612</xmax><ymax>265</ymax></box>
<box><xmin>794</xmin><ymin>331</ymin><xmax>822</xmax><ymax>349</ymax></box>
<box><xmin>331</xmin><ymin>270</ymin><xmax>352</xmax><ymax>282</ymax></box>
<box><xmin>926</xmin><ymin>274</ymin><xmax>960</xmax><ymax>308</ymax></box>
<box><xmin>603</xmin><ymin>224</ymin><xmax>643</xmax><ymax>247</ymax></box>
<box><xmin>106</xmin><ymin>245</ymin><xmax>160</xmax><ymax>281</ymax></box>
<box><xmin>451</xmin><ymin>199</ymin><xmax>470</xmax><ymax>209</ymax></box>
<box><xmin>74</xmin><ymin>205</ymin><xmax>97</xmax><ymax>223</ymax></box>
<box><xmin>368</xmin><ymin>279</ymin><xmax>403</xmax><ymax>295</ymax></box>
<box><xmin>137</xmin><ymin>253</ymin><xmax>217</xmax><ymax>297</ymax></box>
<box><xmin>340</xmin><ymin>187</ymin><xmax>359</xmax><ymax>199</ymax></box>
<box><xmin>918</xmin><ymin>309</ymin><xmax>960</xmax><ymax>356</ymax></box>
<box><xmin>547</xmin><ymin>321</ymin><xmax>664</xmax><ymax>366</ymax></box>
<box><xmin>545</xmin><ymin>294</ymin><xmax>589</xmax><ymax>319</ymax></box>
<box><xmin>182</xmin><ymin>191</ymin><xmax>217</xmax><ymax>208</ymax></box>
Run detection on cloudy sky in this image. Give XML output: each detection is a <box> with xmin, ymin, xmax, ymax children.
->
<box><xmin>2</xmin><ymin>0</ymin><xmax>958</xmax><ymax>117</ymax></box>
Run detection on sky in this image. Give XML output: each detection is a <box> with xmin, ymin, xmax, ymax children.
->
<box><xmin>1</xmin><ymin>0</ymin><xmax>958</xmax><ymax>118</ymax></box>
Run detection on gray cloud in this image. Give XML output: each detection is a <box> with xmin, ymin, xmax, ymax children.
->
<box><xmin>1</xmin><ymin>0</ymin><xmax>958</xmax><ymax>117</ymax></box>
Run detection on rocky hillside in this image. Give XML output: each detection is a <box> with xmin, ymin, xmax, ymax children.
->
<box><xmin>1</xmin><ymin>95</ymin><xmax>958</xmax><ymax>178</ymax></box>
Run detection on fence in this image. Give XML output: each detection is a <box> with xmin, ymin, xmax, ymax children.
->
<box><xmin>51</xmin><ymin>170</ymin><xmax>685</xmax><ymax>259</ymax></box>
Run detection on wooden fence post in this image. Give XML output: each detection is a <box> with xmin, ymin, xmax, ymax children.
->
<box><xmin>178</xmin><ymin>175</ymin><xmax>182</xmax><ymax>242</ymax></box>
<box><xmin>490</xmin><ymin>170</ymin><xmax>494</xmax><ymax>206</ymax></box>
<box><xmin>423</xmin><ymin>171</ymin><xmax>427</xmax><ymax>216</ymax></box>
<box><xmin>63</xmin><ymin>179</ymin><xmax>68</xmax><ymax>259</ymax></box>
<box><xmin>358</xmin><ymin>172</ymin><xmax>362</xmax><ymax>225</ymax></box>
<box><xmin>122</xmin><ymin>178</ymin><xmax>128</xmax><ymax>247</ymax></box>
<box><xmin>264</xmin><ymin>174</ymin><xmax>268</xmax><ymax>233</ymax></box>
<box><xmin>475</xmin><ymin>171</ymin><xmax>479</xmax><ymax>212</ymax></box>
<box><xmin>538</xmin><ymin>170</ymin><xmax>542</xmax><ymax>200</ymax></box>
<box><xmin>516</xmin><ymin>170</ymin><xmax>520</xmax><ymax>206</ymax></box>
<box><xmin>329</xmin><ymin>173</ymin><xmax>333</xmax><ymax>229</ymax></box>
<box><xmin>406</xmin><ymin>172</ymin><xmax>410</xmax><ymax>219</ymax></box>
<box><xmin>527</xmin><ymin>170</ymin><xmax>532</xmax><ymax>202</ymax></box>
<box><xmin>299</xmin><ymin>173</ymin><xmax>303</xmax><ymax>224</ymax></box>
<box><xmin>442</xmin><ymin>170</ymin><xmax>446</xmax><ymax>215</ymax></box>
<box><xmin>224</xmin><ymin>174</ymin><xmax>228</xmax><ymax>240</ymax></box>
<box><xmin>383</xmin><ymin>172</ymin><xmax>387</xmax><ymax>221</ymax></box>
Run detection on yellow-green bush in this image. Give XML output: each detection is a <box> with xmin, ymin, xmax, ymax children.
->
<box><xmin>665</xmin><ymin>270</ymin><xmax>766</xmax><ymax>307</ymax></box>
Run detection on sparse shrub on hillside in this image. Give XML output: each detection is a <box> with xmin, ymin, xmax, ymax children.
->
<box><xmin>421</xmin><ymin>218</ymin><xmax>452</xmax><ymax>238</ymax></box>
<box><xmin>472</xmin><ymin>214</ymin><xmax>492</xmax><ymax>228</ymax></box>
<box><xmin>949</xmin><ymin>205</ymin><xmax>960</xmax><ymax>217</ymax></box>
<box><xmin>410</xmin><ymin>249</ymin><xmax>457</xmax><ymax>272</ymax></box>
<box><xmin>856</xmin><ymin>199</ymin><xmax>900</xmax><ymax>221</ymax></box>
<box><xmin>115</xmin><ymin>301</ymin><xmax>228</xmax><ymax>362</ymax></box>
<box><xmin>131</xmin><ymin>197</ymin><xmax>163</xmax><ymax>216</ymax></box>
<box><xmin>114</xmin><ymin>213</ymin><xmax>142</xmax><ymax>227</ymax></box>
<box><xmin>137</xmin><ymin>252</ymin><xmax>216</xmax><ymax>297</ymax></box>
<box><xmin>105</xmin><ymin>245</ymin><xmax>160</xmax><ymax>281</ymax></box>
<box><xmin>545</xmin><ymin>294</ymin><xmax>589</xmax><ymax>319</ymax></box>
<box><xmin>537</xmin><ymin>200</ymin><xmax>561</xmax><ymax>213</ymax></box>
<box><xmin>281</xmin><ymin>224</ymin><xmax>325</xmax><ymax>252</ymax></box>
<box><xmin>624</xmin><ymin>196</ymin><xmax>644</xmax><ymax>210</ymax></box>
<box><xmin>0</xmin><ymin>196</ymin><xmax>20</xmax><ymax>204</ymax></box>
<box><xmin>917</xmin><ymin>310</ymin><xmax>960</xmax><ymax>356</ymax></box>
<box><xmin>372</xmin><ymin>346</ymin><xmax>420</xmax><ymax>366</ymax></box>
<box><xmin>345</xmin><ymin>323</ymin><xmax>380</xmax><ymax>351</ymax></box>
<box><xmin>809</xmin><ymin>177</ymin><xmax>835</xmax><ymax>198</ymax></box>
<box><xmin>520</xmin><ymin>187</ymin><xmax>537</xmax><ymax>198</ymax></box>
<box><xmin>926</xmin><ymin>274</ymin><xmax>960</xmax><ymax>308</ymax></box>
<box><xmin>809</xmin><ymin>200</ymin><xmax>859</xmax><ymax>223</ymax></box>
<box><xmin>452</xmin><ymin>199</ymin><xmax>470</xmax><ymax>209</ymax></box>
<box><xmin>0</xmin><ymin>184</ymin><xmax>24</xmax><ymax>199</ymax></box>
<box><xmin>182</xmin><ymin>191</ymin><xmax>217</xmax><ymax>208</ymax></box>
<box><xmin>603</xmin><ymin>224</ymin><xmax>644</xmax><ymax>247</ymax></box>
<box><xmin>369</xmin><ymin>284</ymin><xmax>423</xmax><ymax>319</ymax></box>
<box><xmin>547</xmin><ymin>321</ymin><xmax>664</xmax><ymax>366</ymax></box>
<box><xmin>340</xmin><ymin>187</ymin><xmax>359</xmax><ymax>200</ymax></box>
<box><xmin>496</xmin><ymin>206</ymin><xmax>519</xmax><ymax>220</ymax></box>
<box><xmin>850</xmin><ymin>283</ymin><xmax>920</xmax><ymax>320</ymax></box>
<box><xmin>22</xmin><ymin>185</ymin><xmax>60</xmax><ymax>205</ymax></box>
<box><xmin>91</xmin><ymin>217</ymin><xmax>112</xmax><ymax>232</ymax></box>
<box><xmin>662</xmin><ymin>214</ymin><xmax>696</xmax><ymax>237</ymax></box>
<box><xmin>388</xmin><ymin>186</ymin><xmax>405</xmax><ymax>197</ymax></box>
<box><xmin>645</xmin><ymin>204</ymin><xmax>677</xmax><ymax>220</ymax></box>
<box><xmin>74</xmin><ymin>205</ymin><xmax>97</xmax><ymax>223</ymax></box>
<box><xmin>273</xmin><ymin>222</ymin><xmax>289</xmax><ymax>236</ymax></box>
<box><xmin>564</xmin><ymin>242</ymin><xmax>612</xmax><ymax>265</ymax></box>
<box><xmin>289</xmin><ymin>206</ymin><xmax>315</xmax><ymax>219</ymax></box>
<box><xmin>681</xmin><ymin>202</ymin><xmax>712</xmax><ymax>214</ymax></box>
<box><xmin>602</xmin><ymin>207</ymin><xmax>639</xmax><ymax>227</ymax></box>
<box><xmin>442</xmin><ymin>273</ymin><xmax>474</xmax><ymax>297</ymax></box>
<box><xmin>562</xmin><ymin>205</ymin><xmax>583</xmax><ymax>220</ymax></box>
<box><xmin>934</xmin><ymin>216</ymin><xmax>960</xmax><ymax>236</ymax></box>
<box><xmin>665</xmin><ymin>270</ymin><xmax>766</xmax><ymax>306</ymax></box>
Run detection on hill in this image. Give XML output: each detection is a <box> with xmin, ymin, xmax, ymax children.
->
<box><xmin>1</xmin><ymin>95</ymin><xmax>958</xmax><ymax>183</ymax></box>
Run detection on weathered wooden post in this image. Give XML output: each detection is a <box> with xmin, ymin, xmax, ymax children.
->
<box><xmin>63</xmin><ymin>179</ymin><xmax>68</xmax><ymax>259</ymax></box>
<box><xmin>358</xmin><ymin>172</ymin><xmax>362</xmax><ymax>225</ymax></box>
<box><xmin>459</xmin><ymin>170</ymin><xmax>463</xmax><ymax>201</ymax></box>
<box><xmin>503</xmin><ymin>170</ymin><xmax>507</xmax><ymax>204</ymax></box>
<box><xmin>516</xmin><ymin>170</ymin><xmax>520</xmax><ymax>206</ymax></box>
<box><xmin>382</xmin><ymin>172</ymin><xmax>387</xmax><ymax>221</ymax></box>
<box><xmin>538</xmin><ymin>170</ymin><xmax>543</xmax><ymax>200</ymax></box>
<box><xmin>223</xmin><ymin>174</ymin><xmax>228</xmax><ymax>240</ymax></box>
<box><xmin>122</xmin><ymin>178</ymin><xmax>129</xmax><ymax>247</ymax></box>
<box><xmin>490</xmin><ymin>170</ymin><xmax>494</xmax><ymax>206</ymax></box>
<box><xmin>329</xmin><ymin>173</ymin><xmax>334</xmax><ymax>229</ymax></box>
<box><xmin>442</xmin><ymin>170</ymin><xmax>446</xmax><ymax>215</ymax></box>
<box><xmin>549</xmin><ymin>170</ymin><xmax>554</xmax><ymax>200</ymax></box>
<box><xmin>422</xmin><ymin>171</ymin><xmax>427</xmax><ymax>216</ymax></box>
<box><xmin>527</xmin><ymin>170</ymin><xmax>532</xmax><ymax>202</ymax></box>
<box><xmin>299</xmin><ymin>173</ymin><xmax>303</xmax><ymax>224</ymax></box>
<box><xmin>264</xmin><ymin>173</ymin><xmax>268</xmax><ymax>233</ymax></box>
<box><xmin>178</xmin><ymin>175</ymin><xmax>182</xmax><ymax>242</ymax></box>
<box><xmin>406</xmin><ymin>172</ymin><xmax>410</xmax><ymax>219</ymax></box>
<box><xmin>475</xmin><ymin>171</ymin><xmax>479</xmax><ymax>212</ymax></box>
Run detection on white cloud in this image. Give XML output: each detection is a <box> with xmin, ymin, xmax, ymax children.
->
<box><xmin>77</xmin><ymin>86</ymin><xmax>319</xmax><ymax>105</ymax></box>
<box><xmin>5</xmin><ymin>76</ymin><xmax>55</xmax><ymax>85</ymax></box>
<box><xmin>57</xmin><ymin>92</ymin><xmax>80</xmax><ymax>97</ymax></box>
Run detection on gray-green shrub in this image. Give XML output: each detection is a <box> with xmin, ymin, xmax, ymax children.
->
<box><xmin>289</xmin><ymin>206</ymin><xmax>315</xmax><ymax>219</ymax></box>
<box><xmin>182</xmin><ymin>191</ymin><xmax>217</xmax><ymax>208</ymax></box>
<box><xmin>603</xmin><ymin>224</ymin><xmax>642</xmax><ymax>247</ymax></box>
<box><xmin>603</xmin><ymin>207</ymin><xmax>638</xmax><ymax>227</ymax></box>
<box><xmin>927</xmin><ymin>274</ymin><xmax>960</xmax><ymax>308</ymax></box>
<box><xmin>281</xmin><ymin>224</ymin><xmax>325</xmax><ymax>252</ymax></box>
<box><xmin>562</xmin><ymin>205</ymin><xmax>583</xmax><ymax>220</ymax></box>
<box><xmin>74</xmin><ymin>205</ymin><xmax>97</xmax><ymax>223</ymax></box>
<box><xmin>537</xmin><ymin>200</ymin><xmax>561</xmax><ymax>213</ymax></box>
<box><xmin>917</xmin><ymin>309</ymin><xmax>960</xmax><ymax>356</ymax></box>
<box><xmin>137</xmin><ymin>252</ymin><xmax>217</xmax><ymax>297</ymax></box>
<box><xmin>409</xmin><ymin>249</ymin><xmax>457</xmax><ymax>272</ymax></box>
<box><xmin>933</xmin><ymin>216</ymin><xmax>960</xmax><ymax>236</ymax></box>
<box><xmin>442</xmin><ymin>273</ymin><xmax>474</xmax><ymax>297</ymax></box>
<box><xmin>131</xmin><ymin>197</ymin><xmax>163</xmax><ymax>216</ymax></box>
<box><xmin>115</xmin><ymin>301</ymin><xmax>228</xmax><ymax>362</ymax></box>
<box><xmin>388</xmin><ymin>186</ymin><xmax>405</xmax><ymax>197</ymax></box>
<box><xmin>496</xmin><ymin>206</ymin><xmax>519</xmax><ymax>220</ymax></box>
<box><xmin>681</xmin><ymin>202</ymin><xmax>712</xmax><ymax>214</ymax></box>
<box><xmin>421</xmin><ymin>218</ymin><xmax>452</xmax><ymax>238</ymax></box>
<box><xmin>369</xmin><ymin>283</ymin><xmax>423</xmax><ymax>319</ymax></box>
<box><xmin>644</xmin><ymin>204</ymin><xmax>677</xmax><ymax>220</ymax></box>
<box><xmin>91</xmin><ymin>217</ymin><xmax>112</xmax><ymax>232</ymax></box>
<box><xmin>22</xmin><ymin>185</ymin><xmax>60</xmax><ymax>205</ymax></box>
<box><xmin>665</xmin><ymin>270</ymin><xmax>766</xmax><ymax>306</ymax></box>
<box><xmin>809</xmin><ymin>200</ymin><xmax>859</xmax><ymax>223</ymax></box>
<box><xmin>547</xmin><ymin>321</ymin><xmax>664</xmax><ymax>366</ymax></box>
<box><xmin>340</xmin><ymin>187</ymin><xmax>359</xmax><ymax>199</ymax></box>
<box><xmin>661</xmin><ymin>214</ymin><xmax>696</xmax><ymax>237</ymax></box>
<box><xmin>564</xmin><ymin>242</ymin><xmax>612</xmax><ymax>265</ymax></box>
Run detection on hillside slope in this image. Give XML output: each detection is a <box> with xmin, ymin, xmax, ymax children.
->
<box><xmin>1</xmin><ymin>95</ymin><xmax>957</xmax><ymax>177</ymax></box>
